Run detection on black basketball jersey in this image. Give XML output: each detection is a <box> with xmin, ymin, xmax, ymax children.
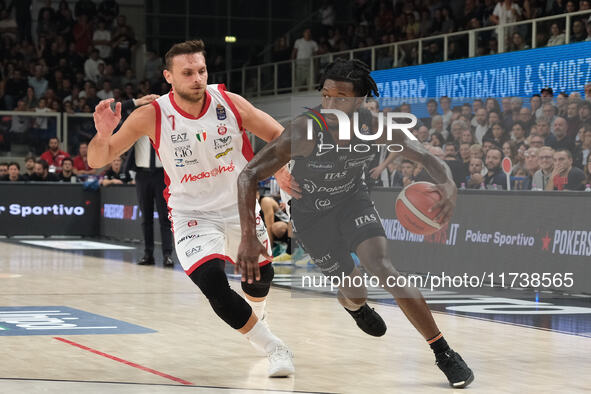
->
<box><xmin>290</xmin><ymin>107</ymin><xmax>377</xmax><ymax>213</ymax></box>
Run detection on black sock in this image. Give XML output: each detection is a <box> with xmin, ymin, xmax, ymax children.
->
<box><xmin>285</xmin><ymin>237</ymin><xmax>292</xmax><ymax>255</ymax></box>
<box><xmin>428</xmin><ymin>333</ymin><xmax>450</xmax><ymax>358</ymax></box>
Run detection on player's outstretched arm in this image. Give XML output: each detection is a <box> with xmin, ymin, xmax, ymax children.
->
<box><xmin>88</xmin><ymin>99</ymin><xmax>154</xmax><ymax>168</ymax></box>
<box><xmin>397</xmin><ymin>135</ymin><xmax>457</xmax><ymax>224</ymax></box>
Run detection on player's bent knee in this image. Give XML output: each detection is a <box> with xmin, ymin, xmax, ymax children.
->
<box><xmin>241</xmin><ymin>263</ymin><xmax>274</xmax><ymax>298</ymax></box>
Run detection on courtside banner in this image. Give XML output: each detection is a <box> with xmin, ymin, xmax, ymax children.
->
<box><xmin>371</xmin><ymin>41</ymin><xmax>591</xmax><ymax>115</ymax></box>
<box><xmin>0</xmin><ymin>183</ymin><xmax>99</xmax><ymax>236</ymax></box>
<box><xmin>372</xmin><ymin>188</ymin><xmax>591</xmax><ymax>293</ymax></box>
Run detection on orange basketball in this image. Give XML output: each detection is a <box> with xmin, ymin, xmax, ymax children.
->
<box><xmin>395</xmin><ymin>182</ymin><xmax>443</xmax><ymax>235</ymax></box>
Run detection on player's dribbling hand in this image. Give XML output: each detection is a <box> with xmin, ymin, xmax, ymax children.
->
<box><xmin>428</xmin><ymin>180</ymin><xmax>457</xmax><ymax>224</ymax></box>
<box><xmin>275</xmin><ymin>166</ymin><xmax>302</xmax><ymax>199</ymax></box>
<box><xmin>93</xmin><ymin>99</ymin><xmax>121</xmax><ymax>139</ymax></box>
<box><xmin>236</xmin><ymin>238</ymin><xmax>272</xmax><ymax>284</ymax></box>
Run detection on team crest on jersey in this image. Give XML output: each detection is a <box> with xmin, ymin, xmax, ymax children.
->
<box><xmin>216</xmin><ymin>104</ymin><xmax>227</xmax><ymax>120</ymax></box>
<box><xmin>217</xmin><ymin>124</ymin><xmax>227</xmax><ymax>135</ymax></box>
<box><xmin>195</xmin><ymin>130</ymin><xmax>207</xmax><ymax>142</ymax></box>
<box><xmin>215</xmin><ymin>147</ymin><xmax>233</xmax><ymax>158</ymax></box>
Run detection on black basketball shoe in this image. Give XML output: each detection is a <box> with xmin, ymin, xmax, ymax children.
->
<box><xmin>345</xmin><ymin>303</ymin><xmax>387</xmax><ymax>337</ymax></box>
<box><xmin>436</xmin><ymin>349</ymin><xmax>474</xmax><ymax>388</ymax></box>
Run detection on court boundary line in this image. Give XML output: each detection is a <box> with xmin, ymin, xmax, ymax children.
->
<box><xmin>0</xmin><ymin>377</ymin><xmax>336</xmax><ymax>393</ymax></box>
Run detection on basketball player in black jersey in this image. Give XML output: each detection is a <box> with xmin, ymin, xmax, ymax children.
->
<box><xmin>236</xmin><ymin>59</ymin><xmax>474</xmax><ymax>388</ymax></box>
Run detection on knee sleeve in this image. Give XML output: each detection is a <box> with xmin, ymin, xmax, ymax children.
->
<box><xmin>241</xmin><ymin>262</ymin><xmax>274</xmax><ymax>298</ymax></box>
<box><xmin>189</xmin><ymin>259</ymin><xmax>252</xmax><ymax>329</ymax></box>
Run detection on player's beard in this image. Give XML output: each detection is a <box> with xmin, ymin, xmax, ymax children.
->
<box><xmin>174</xmin><ymin>86</ymin><xmax>205</xmax><ymax>103</ymax></box>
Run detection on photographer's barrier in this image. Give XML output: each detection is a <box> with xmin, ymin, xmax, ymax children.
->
<box><xmin>372</xmin><ymin>188</ymin><xmax>591</xmax><ymax>294</ymax></box>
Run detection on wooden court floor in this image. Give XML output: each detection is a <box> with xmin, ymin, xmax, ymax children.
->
<box><xmin>1</xmin><ymin>241</ymin><xmax>590</xmax><ymax>393</ymax></box>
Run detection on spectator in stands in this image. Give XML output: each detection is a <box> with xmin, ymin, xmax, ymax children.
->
<box><xmin>112</xmin><ymin>25</ymin><xmax>136</xmax><ymax>64</ymax></box>
<box><xmin>556</xmin><ymin>92</ymin><xmax>569</xmax><ymax>117</ymax></box>
<box><xmin>97</xmin><ymin>80</ymin><xmax>114</xmax><ymax>99</ymax></box>
<box><xmin>28</xmin><ymin>65</ymin><xmax>48</xmax><ymax>100</ymax></box>
<box><xmin>547</xmin><ymin>149</ymin><xmax>586</xmax><ymax>190</ymax></box>
<box><xmin>459</xmin><ymin>142</ymin><xmax>472</xmax><ymax>166</ymax></box>
<box><xmin>549</xmin><ymin>117</ymin><xmax>575</xmax><ymax>152</ymax></box>
<box><xmin>22</xmin><ymin>155</ymin><xmax>35</xmax><ymax>180</ymax></box>
<box><xmin>423</xmin><ymin>41</ymin><xmax>443</xmax><ymax>64</ymax></box>
<box><xmin>535</xmin><ymin>118</ymin><xmax>555</xmax><ymax>145</ymax></box>
<box><xmin>3</xmin><ymin>162</ymin><xmax>24</xmax><ymax>182</ymax></box>
<box><xmin>483</xmin><ymin>147</ymin><xmax>507</xmax><ymax>189</ymax></box>
<box><xmin>532</xmin><ymin>146</ymin><xmax>554</xmax><ymax>189</ymax></box>
<box><xmin>0</xmin><ymin>162</ymin><xmax>7</xmax><ymax>178</ymax></box>
<box><xmin>510</xmin><ymin>121</ymin><xmax>527</xmax><ymax>144</ymax></box>
<box><xmin>583</xmin><ymin>153</ymin><xmax>591</xmax><ymax>187</ymax></box>
<box><xmin>469</xmin><ymin>143</ymin><xmax>484</xmax><ymax>161</ymax></box>
<box><xmin>522</xmin><ymin>147</ymin><xmax>540</xmax><ymax>188</ymax></box>
<box><xmin>40</xmin><ymin>137</ymin><xmax>70</xmax><ymax>171</ymax></box>
<box><xmin>73</xmin><ymin>14</ymin><xmax>93</xmax><ymax>54</ymax></box>
<box><xmin>291</xmin><ymin>28</ymin><xmax>318</xmax><ymax>89</ymax></box>
<box><xmin>100</xmin><ymin>156</ymin><xmax>132</xmax><ymax>186</ymax></box>
<box><xmin>30</xmin><ymin>158</ymin><xmax>59</xmax><ymax>182</ymax></box>
<box><xmin>518</xmin><ymin>106</ymin><xmax>534</xmax><ymax>130</ymax></box>
<box><xmin>391</xmin><ymin>159</ymin><xmax>415</xmax><ymax>187</ymax></box>
<box><xmin>448</xmin><ymin>119</ymin><xmax>466</xmax><ymax>143</ymax></box>
<box><xmin>547</xmin><ymin>22</ymin><xmax>566</xmax><ymax>46</ymax></box>
<box><xmin>72</xmin><ymin>141</ymin><xmax>95</xmax><ymax>175</ymax></box>
<box><xmin>84</xmin><ymin>49</ymin><xmax>105</xmax><ymax>83</ymax></box>
<box><xmin>566</xmin><ymin>99</ymin><xmax>581</xmax><ymax>138</ymax></box>
<box><xmin>58</xmin><ymin>157</ymin><xmax>77</xmax><ymax>182</ymax></box>
<box><xmin>510</xmin><ymin>32</ymin><xmax>529</xmax><ymax>51</ymax></box>
<box><xmin>4</xmin><ymin>69</ymin><xmax>28</xmax><ymax>110</ymax></box>
<box><xmin>529</xmin><ymin>134</ymin><xmax>545</xmax><ymax>149</ymax></box>
<box><xmin>416</xmin><ymin>125</ymin><xmax>430</xmax><ymax>143</ymax></box>
<box><xmin>429</xmin><ymin>115</ymin><xmax>448</xmax><ymax>140</ymax></box>
<box><xmin>486</xmin><ymin>122</ymin><xmax>510</xmax><ymax>146</ymax></box>
<box><xmin>573</xmin><ymin>125</ymin><xmax>591</xmax><ymax>168</ymax></box>
<box><xmin>488</xmin><ymin>110</ymin><xmax>502</xmax><ymax>128</ymax></box>
<box><xmin>502</xmin><ymin>140</ymin><xmax>518</xmax><ymax>163</ymax></box>
<box><xmin>491</xmin><ymin>0</ymin><xmax>522</xmax><ymax>26</ymax></box>
<box><xmin>37</xmin><ymin>7</ymin><xmax>57</xmax><ymax>41</ymax></box>
<box><xmin>440</xmin><ymin>96</ymin><xmax>453</xmax><ymax>130</ymax></box>
<box><xmin>571</xmin><ymin>19</ymin><xmax>588</xmax><ymax>42</ymax></box>
<box><xmin>466</xmin><ymin>158</ymin><xmax>485</xmax><ymax>189</ymax></box>
<box><xmin>473</xmin><ymin>108</ymin><xmax>489</xmax><ymax>144</ymax></box>
<box><xmin>429</xmin><ymin>132</ymin><xmax>444</xmax><ymax>147</ymax></box>
<box><xmin>56</xmin><ymin>3</ymin><xmax>74</xmax><ymax>41</ymax></box>
<box><xmin>93</xmin><ymin>20</ymin><xmax>112</xmax><ymax>61</ymax></box>
<box><xmin>578</xmin><ymin>100</ymin><xmax>591</xmax><ymax>127</ymax></box>
<box><xmin>460</xmin><ymin>129</ymin><xmax>475</xmax><ymax>145</ymax></box>
<box><xmin>421</xmin><ymin>99</ymin><xmax>439</xmax><ymax>128</ymax></box>
<box><xmin>97</xmin><ymin>0</ymin><xmax>119</xmax><ymax>26</ymax></box>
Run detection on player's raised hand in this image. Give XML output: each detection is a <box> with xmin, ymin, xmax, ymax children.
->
<box><xmin>93</xmin><ymin>99</ymin><xmax>122</xmax><ymax>139</ymax></box>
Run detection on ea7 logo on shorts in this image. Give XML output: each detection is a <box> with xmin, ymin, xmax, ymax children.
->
<box><xmin>174</xmin><ymin>145</ymin><xmax>192</xmax><ymax>158</ymax></box>
<box><xmin>354</xmin><ymin>213</ymin><xmax>377</xmax><ymax>228</ymax></box>
<box><xmin>215</xmin><ymin>147</ymin><xmax>233</xmax><ymax>158</ymax></box>
<box><xmin>171</xmin><ymin>133</ymin><xmax>188</xmax><ymax>144</ymax></box>
<box><xmin>185</xmin><ymin>246</ymin><xmax>202</xmax><ymax>257</ymax></box>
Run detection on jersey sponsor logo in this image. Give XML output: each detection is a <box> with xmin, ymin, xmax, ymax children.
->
<box><xmin>313</xmin><ymin>252</ymin><xmax>332</xmax><ymax>266</ymax></box>
<box><xmin>180</xmin><ymin>161</ymin><xmax>236</xmax><ymax>183</ymax></box>
<box><xmin>302</xmin><ymin>179</ymin><xmax>317</xmax><ymax>194</ymax></box>
<box><xmin>171</xmin><ymin>133</ymin><xmax>188</xmax><ymax>144</ymax></box>
<box><xmin>176</xmin><ymin>234</ymin><xmax>197</xmax><ymax>245</ymax></box>
<box><xmin>185</xmin><ymin>246</ymin><xmax>202</xmax><ymax>257</ymax></box>
<box><xmin>217</xmin><ymin>124</ymin><xmax>227</xmax><ymax>135</ymax></box>
<box><xmin>354</xmin><ymin>213</ymin><xmax>377</xmax><ymax>228</ymax></box>
<box><xmin>314</xmin><ymin>198</ymin><xmax>332</xmax><ymax>210</ymax></box>
<box><xmin>195</xmin><ymin>130</ymin><xmax>207</xmax><ymax>142</ymax></box>
<box><xmin>188</xmin><ymin>220</ymin><xmax>198</xmax><ymax>227</ymax></box>
<box><xmin>216</xmin><ymin>104</ymin><xmax>227</xmax><ymax>120</ymax></box>
<box><xmin>324</xmin><ymin>171</ymin><xmax>347</xmax><ymax>180</ymax></box>
<box><xmin>215</xmin><ymin>147</ymin><xmax>233</xmax><ymax>158</ymax></box>
<box><xmin>307</xmin><ymin>161</ymin><xmax>335</xmax><ymax>170</ymax></box>
<box><xmin>344</xmin><ymin>155</ymin><xmax>374</xmax><ymax>169</ymax></box>
<box><xmin>214</xmin><ymin>136</ymin><xmax>232</xmax><ymax>150</ymax></box>
<box><xmin>175</xmin><ymin>158</ymin><xmax>184</xmax><ymax>167</ymax></box>
<box><xmin>174</xmin><ymin>145</ymin><xmax>193</xmax><ymax>158</ymax></box>
<box><xmin>316</xmin><ymin>178</ymin><xmax>356</xmax><ymax>195</ymax></box>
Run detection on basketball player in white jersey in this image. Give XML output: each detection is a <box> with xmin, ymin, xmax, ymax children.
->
<box><xmin>87</xmin><ymin>40</ymin><xmax>294</xmax><ymax>377</ymax></box>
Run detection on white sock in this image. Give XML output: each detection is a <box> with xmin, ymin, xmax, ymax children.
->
<box><xmin>246</xmin><ymin>298</ymin><xmax>266</xmax><ymax>320</ymax></box>
<box><xmin>244</xmin><ymin>320</ymin><xmax>283</xmax><ymax>354</ymax></box>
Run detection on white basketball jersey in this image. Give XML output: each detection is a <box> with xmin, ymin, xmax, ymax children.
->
<box><xmin>151</xmin><ymin>84</ymin><xmax>254</xmax><ymax>213</ymax></box>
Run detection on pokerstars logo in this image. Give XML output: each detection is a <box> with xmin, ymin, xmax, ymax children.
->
<box><xmin>180</xmin><ymin>161</ymin><xmax>236</xmax><ymax>183</ymax></box>
<box><xmin>541</xmin><ymin>229</ymin><xmax>591</xmax><ymax>256</ymax></box>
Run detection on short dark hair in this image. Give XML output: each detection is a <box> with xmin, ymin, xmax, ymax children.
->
<box><xmin>36</xmin><ymin>159</ymin><xmax>49</xmax><ymax>170</ymax></box>
<box><xmin>62</xmin><ymin>157</ymin><xmax>73</xmax><ymax>165</ymax></box>
<box><xmin>487</xmin><ymin>146</ymin><xmax>504</xmax><ymax>158</ymax></box>
<box><xmin>8</xmin><ymin>162</ymin><xmax>20</xmax><ymax>170</ymax></box>
<box><xmin>165</xmin><ymin>40</ymin><xmax>206</xmax><ymax>70</ymax></box>
<box><xmin>0</xmin><ymin>162</ymin><xmax>8</xmax><ymax>168</ymax></box>
<box><xmin>401</xmin><ymin>159</ymin><xmax>415</xmax><ymax>166</ymax></box>
<box><xmin>556</xmin><ymin>149</ymin><xmax>573</xmax><ymax>160</ymax></box>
